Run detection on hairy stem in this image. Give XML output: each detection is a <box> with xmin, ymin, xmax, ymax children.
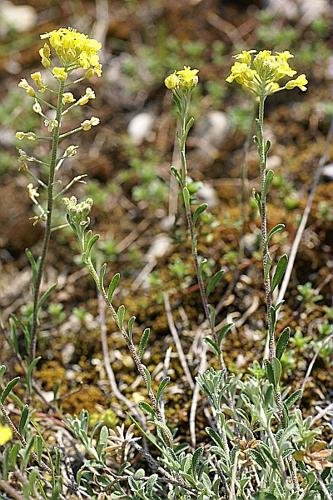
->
<box><xmin>257</xmin><ymin>97</ymin><xmax>284</xmax><ymax>420</ymax></box>
<box><xmin>84</xmin><ymin>257</ymin><xmax>164</xmax><ymax>424</ymax></box>
<box><xmin>178</xmin><ymin>95</ymin><xmax>225</xmax><ymax>369</ymax></box>
<box><xmin>30</xmin><ymin>80</ymin><xmax>65</xmax><ymax>362</ymax></box>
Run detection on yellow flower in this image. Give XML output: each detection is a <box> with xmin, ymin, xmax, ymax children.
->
<box><xmin>16</xmin><ymin>132</ymin><xmax>37</xmax><ymax>141</ymax></box>
<box><xmin>77</xmin><ymin>87</ymin><xmax>96</xmax><ymax>105</ymax></box>
<box><xmin>39</xmin><ymin>43</ymin><xmax>51</xmax><ymax>68</ymax></box>
<box><xmin>81</xmin><ymin>117</ymin><xmax>100</xmax><ymax>131</ymax></box>
<box><xmin>52</xmin><ymin>67</ymin><xmax>68</xmax><ymax>80</ymax></box>
<box><xmin>18</xmin><ymin>79</ymin><xmax>35</xmax><ymax>97</ymax></box>
<box><xmin>285</xmin><ymin>74</ymin><xmax>308</xmax><ymax>91</ymax></box>
<box><xmin>226</xmin><ymin>49</ymin><xmax>307</xmax><ymax>97</ymax></box>
<box><xmin>62</xmin><ymin>92</ymin><xmax>75</xmax><ymax>104</ymax></box>
<box><xmin>164</xmin><ymin>66</ymin><xmax>199</xmax><ymax>91</ymax></box>
<box><xmin>177</xmin><ymin>66</ymin><xmax>199</xmax><ymax>89</ymax></box>
<box><xmin>40</xmin><ymin>28</ymin><xmax>102</xmax><ymax>76</ymax></box>
<box><xmin>164</xmin><ymin>72</ymin><xmax>180</xmax><ymax>90</ymax></box>
<box><xmin>31</xmin><ymin>72</ymin><xmax>46</xmax><ymax>92</ymax></box>
<box><xmin>0</xmin><ymin>425</ymin><xmax>13</xmax><ymax>445</ymax></box>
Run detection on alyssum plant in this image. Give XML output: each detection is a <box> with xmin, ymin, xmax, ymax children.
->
<box><xmin>0</xmin><ymin>29</ymin><xmax>332</xmax><ymax>499</ymax></box>
<box><xmin>0</xmin><ymin>27</ymin><xmax>102</xmax><ymax>498</ymax></box>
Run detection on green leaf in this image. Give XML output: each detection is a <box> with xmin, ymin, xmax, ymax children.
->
<box><xmin>276</xmin><ymin>327</ymin><xmax>290</xmax><ymax>360</ymax></box>
<box><xmin>184</xmin><ymin>116</ymin><xmax>194</xmax><ymax>139</ymax></box>
<box><xmin>18</xmin><ymin>405</ymin><xmax>29</xmax><ymax>434</ymax></box>
<box><xmin>25</xmin><ymin>249</ymin><xmax>39</xmax><ymax>288</ymax></box>
<box><xmin>272</xmin><ymin>357</ymin><xmax>282</xmax><ymax>386</ymax></box>
<box><xmin>206</xmin><ymin>427</ymin><xmax>224</xmax><ymax>449</ymax></box>
<box><xmin>249</xmin><ymin>448</ymin><xmax>266</xmax><ymax>468</ymax></box>
<box><xmin>117</xmin><ymin>305</ymin><xmax>125</xmax><ymax>330</ymax></box>
<box><xmin>192</xmin><ymin>447</ymin><xmax>203</xmax><ymax>478</ymax></box>
<box><xmin>264</xmin><ymin>255</ymin><xmax>272</xmax><ymax>280</ymax></box>
<box><xmin>99</xmin><ymin>263</ymin><xmax>107</xmax><ymax>290</ymax></box>
<box><xmin>271</xmin><ymin>254</ymin><xmax>288</xmax><ymax>293</ymax></box>
<box><xmin>1</xmin><ymin>376</ymin><xmax>20</xmax><ymax>403</ymax></box>
<box><xmin>86</xmin><ymin>233</ymin><xmax>99</xmax><ymax>256</ymax></box>
<box><xmin>139</xmin><ymin>401</ymin><xmax>155</xmax><ymax>417</ymax></box>
<box><xmin>142</xmin><ymin>366</ymin><xmax>152</xmax><ymax>392</ymax></box>
<box><xmin>264</xmin><ymin>360</ymin><xmax>275</xmax><ymax>387</ymax></box>
<box><xmin>34</xmin><ymin>435</ymin><xmax>43</xmax><ymax>465</ymax></box>
<box><xmin>267</xmin><ymin>224</ymin><xmax>285</xmax><ymax>242</ymax></box>
<box><xmin>192</xmin><ymin>203</ymin><xmax>207</xmax><ymax>226</ymax></box>
<box><xmin>26</xmin><ymin>356</ymin><xmax>41</xmax><ymax>392</ymax></box>
<box><xmin>107</xmin><ymin>273</ymin><xmax>120</xmax><ymax>303</ymax></box>
<box><xmin>127</xmin><ymin>316</ymin><xmax>136</xmax><ymax>341</ymax></box>
<box><xmin>284</xmin><ymin>389</ymin><xmax>302</xmax><ymax>409</ymax></box>
<box><xmin>203</xmin><ymin>337</ymin><xmax>219</xmax><ymax>356</ymax></box>
<box><xmin>263</xmin><ymin>169</ymin><xmax>274</xmax><ymax>198</ymax></box>
<box><xmin>218</xmin><ymin>323</ymin><xmax>233</xmax><ymax>347</ymax></box>
<box><xmin>0</xmin><ymin>365</ymin><xmax>6</xmax><ymax>378</ymax></box>
<box><xmin>182</xmin><ymin>187</ymin><xmax>190</xmax><ymax>210</ymax></box>
<box><xmin>37</xmin><ymin>283</ymin><xmax>57</xmax><ymax>312</ymax></box>
<box><xmin>138</xmin><ymin>328</ymin><xmax>150</xmax><ymax>359</ymax></box>
<box><xmin>206</xmin><ymin>269</ymin><xmax>225</xmax><ymax>298</ymax></box>
<box><xmin>156</xmin><ymin>377</ymin><xmax>170</xmax><ymax>402</ymax></box>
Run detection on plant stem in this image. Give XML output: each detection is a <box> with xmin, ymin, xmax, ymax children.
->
<box><xmin>84</xmin><ymin>257</ymin><xmax>164</xmax><ymax>424</ymax></box>
<box><xmin>30</xmin><ymin>80</ymin><xmax>65</xmax><ymax>362</ymax></box>
<box><xmin>257</xmin><ymin>97</ymin><xmax>284</xmax><ymax>420</ymax></box>
<box><xmin>257</xmin><ymin>97</ymin><xmax>275</xmax><ymax>362</ymax></box>
<box><xmin>178</xmin><ymin>95</ymin><xmax>225</xmax><ymax>369</ymax></box>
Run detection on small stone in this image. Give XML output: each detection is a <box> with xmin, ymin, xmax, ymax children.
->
<box><xmin>127</xmin><ymin>112</ymin><xmax>155</xmax><ymax>145</ymax></box>
<box><xmin>266</xmin><ymin>0</ymin><xmax>328</xmax><ymax>25</ymax></box>
<box><xmin>147</xmin><ymin>233</ymin><xmax>172</xmax><ymax>261</ymax></box>
<box><xmin>193</xmin><ymin>111</ymin><xmax>230</xmax><ymax>151</ymax></box>
<box><xmin>321</xmin><ymin>163</ymin><xmax>333</xmax><ymax>182</ymax></box>
<box><xmin>266</xmin><ymin>155</ymin><xmax>281</xmax><ymax>170</ymax></box>
<box><xmin>197</xmin><ymin>183</ymin><xmax>219</xmax><ymax>207</ymax></box>
<box><xmin>0</xmin><ymin>1</ymin><xmax>37</xmax><ymax>35</ymax></box>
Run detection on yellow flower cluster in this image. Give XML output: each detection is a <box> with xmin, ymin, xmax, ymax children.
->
<box><xmin>226</xmin><ymin>50</ymin><xmax>307</xmax><ymax>97</ymax></box>
<box><xmin>40</xmin><ymin>27</ymin><xmax>102</xmax><ymax>78</ymax></box>
<box><xmin>165</xmin><ymin>66</ymin><xmax>199</xmax><ymax>91</ymax></box>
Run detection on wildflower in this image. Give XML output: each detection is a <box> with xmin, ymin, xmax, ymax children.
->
<box><xmin>285</xmin><ymin>74</ymin><xmax>308</xmax><ymax>91</ymax></box>
<box><xmin>165</xmin><ymin>66</ymin><xmax>199</xmax><ymax>91</ymax></box>
<box><xmin>0</xmin><ymin>425</ymin><xmax>13</xmax><ymax>445</ymax></box>
<box><xmin>62</xmin><ymin>92</ymin><xmax>75</xmax><ymax>104</ymax></box>
<box><xmin>63</xmin><ymin>196</ymin><xmax>93</xmax><ymax>225</ymax></box>
<box><xmin>77</xmin><ymin>87</ymin><xmax>95</xmax><ymax>106</ymax></box>
<box><xmin>64</xmin><ymin>145</ymin><xmax>79</xmax><ymax>157</ymax></box>
<box><xmin>31</xmin><ymin>72</ymin><xmax>46</xmax><ymax>92</ymax></box>
<box><xmin>32</xmin><ymin>101</ymin><xmax>43</xmax><ymax>115</ymax></box>
<box><xmin>226</xmin><ymin>50</ymin><xmax>307</xmax><ymax>97</ymax></box>
<box><xmin>18</xmin><ymin>79</ymin><xmax>35</xmax><ymax>97</ymax></box>
<box><xmin>16</xmin><ymin>132</ymin><xmax>37</xmax><ymax>141</ymax></box>
<box><xmin>164</xmin><ymin>72</ymin><xmax>179</xmax><ymax>90</ymax></box>
<box><xmin>40</xmin><ymin>28</ymin><xmax>102</xmax><ymax>77</ymax></box>
<box><xmin>27</xmin><ymin>183</ymin><xmax>39</xmax><ymax>204</ymax></box>
<box><xmin>18</xmin><ymin>149</ymin><xmax>35</xmax><ymax>171</ymax></box>
<box><xmin>44</xmin><ymin>119</ymin><xmax>58</xmax><ymax>132</ymax></box>
<box><xmin>52</xmin><ymin>67</ymin><xmax>68</xmax><ymax>81</ymax></box>
<box><xmin>39</xmin><ymin>43</ymin><xmax>51</xmax><ymax>67</ymax></box>
<box><xmin>81</xmin><ymin>116</ymin><xmax>100</xmax><ymax>131</ymax></box>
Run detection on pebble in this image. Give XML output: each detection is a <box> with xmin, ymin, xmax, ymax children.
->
<box><xmin>197</xmin><ymin>183</ymin><xmax>219</xmax><ymax>207</ymax></box>
<box><xmin>321</xmin><ymin>163</ymin><xmax>333</xmax><ymax>182</ymax></box>
<box><xmin>193</xmin><ymin>111</ymin><xmax>230</xmax><ymax>151</ymax></box>
<box><xmin>0</xmin><ymin>1</ymin><xmax>37</xmax><ymax>35</ymax></box>
<box><xmin>127</xmin><ymin>112</ymin><xmax>155</xmax><ymax>145</ymax></box>
<box><xmin>266</xmin><ymin>0</ymin><xmax>328</xmax><ymax>25</ymax></box>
